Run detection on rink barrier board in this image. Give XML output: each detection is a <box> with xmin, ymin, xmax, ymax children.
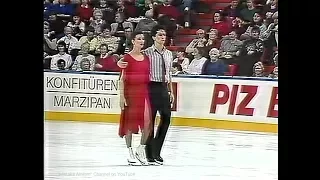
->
<box><xmin>44</xmin><ymin>71</ymin><xmax>278</xmax><ymax>134</ymax></box>
<box><xmin>45</xmin><ymin>112</ymin><xmax>277</xmax><ymax>133</ymax></box>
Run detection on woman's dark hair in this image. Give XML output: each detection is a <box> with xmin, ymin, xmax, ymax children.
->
<box><xmin>130</xmin><ymin>31</ymin><xmax>144</xmax><ymax>40</ymax></box>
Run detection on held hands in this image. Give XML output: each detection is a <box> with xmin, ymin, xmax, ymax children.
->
<box><xmin>169</xmin><ymin>92</ymin><xmax>174</xmax><ymax>104</ymax></box>
<box><xmin>117</xmin><ymin>58</ymin><xmax>128</xmax><ymax>68</ymax></box>
<box><xmin>120</xmin><ymin>95</ymin><xmax>128</xmax><ymax>110</ymax></box>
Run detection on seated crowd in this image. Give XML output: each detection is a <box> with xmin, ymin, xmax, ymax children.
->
<box><xmin>43</xmin><ymin>0</ymin><xmax>278</xmax><ymax>78</ymax></box>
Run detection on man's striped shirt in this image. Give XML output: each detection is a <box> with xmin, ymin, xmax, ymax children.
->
<box><xmin>144</xmin><ymin>45</ymin><xmax>173</xmax><ymax>82</ymax></box>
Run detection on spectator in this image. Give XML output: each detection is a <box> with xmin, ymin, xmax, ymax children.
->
<box><xmin>186</xmin><ymin>47</ymin><xmax>208</xmax><ymax>75</ymax></box>
<box><xmin>263</xmin><ymin>0</ymin><xmax>278</xmax><ymax>14</ymax></box>
<box><xmin>230</xmin><ymin>17</ymin><xmax>247</xmax><ymax>35</ymax></box>
<box><xmin>135</xmin><ymin>9</ymin><xmax>158</xmax><ymax>48</ymax></box>
<box><xmin>260</xmin><ymin>11</ymin><xmax>277</xmax><ymax>63</ymax></box>
<box><xmin>155</xmin><ymin>0</ymin><xmax>184</xmax><ymax>44</ymax></box>
<box><xmin>116</xmin><ymin>27</ymin><xmax>133</xmax><ymax>55</ymax></box>
<box><xmin>173</xmin><ymin>51</ymin><xmax>190</xmax><ymax>72</ymax></box>
<box><xmin>268</xmin><ymin>53</ymin><xmax>278</xmax><ymax>78</ymax></box>
<box><xmin>57</xmin><ymin>26</ymin><xmax>81</xmax><ymax>54</ymax></box>
<box><xmin>79</xmin><ymin>26</ymin><xmax>95</xmax><ymax>49</ymax></box>
<box><xmin>236</xmin><ymin>26</ymin><xmax>263</xmax><ymax>76</ymax></box>
<box><xmin>219</xmin><ymin>30</ymin><xmax>243</xmax><ymax>62</ymax></box>
<box><xmin>240</xmin><ymin>12</ymin><xmax>267</xmax><ymax>40</ymax></box>
<box><xmin>90</xmin><ymin>26</ymin><xmax>120</xmax><ymax>54</ymax></box>
<box><xmin>223</xmin><ymin>0</ymin><xmax>241</xmax><ymax>18</ymax></box>
<box><xmin>239</xmin><ymin>0</ymin><xmax>260</xmax><ymax>24</ymax></box>
<box><xmin>117</xmin><ymin>0</ymin><xmax>138</xmax><ymax>19</ymax></box>
<box><xmin>95</xmin><ymin>44</ymin><xmax>120</xmax><ymax>71</ymax></box>
<box><xmin>89</xmin><ymin>9</ymin><xmax>107</xmax><ymax>31</ymax></box>
<box><xmin>50</xmin><ymin>0</ymin><xmax>75</xmax><ymax>20</ymax></box>
<box><xmin>94</xmin><ymin>0</ymin><xmax>117</xmax><ymax>25</ymax></box>
<box><xmin>205</xmin><ymin>29</ymin><xmax>221</xmax><ymax>52</ymax></box>
<box><xmin>67</xmin><ymin>15</ymin><xmax>86</xmax><ymax>37</ymax></box>
<box><xmin>44</xmin><ymin>0</ymin><xmax>53</xmax><ymax>20</ymax></box>
<box><xmin>80</xmin><ymin>59</ymin><xmax>93</xmax><ymax>70</ymax></box>
<box><xmin>110</xmin><ymin>11</ymin><xmax>134</xmax><ymax>36</ymax></box>
<box><xmin>185</xmin><ymin>29</ymin><xmax>207</xmax><ymax>54</ymax></box>
<box><xmin>72</xmin><ymin>43</ymin><xmax>96</xmax><ymax>71</ymax></box>
<box><xmin>47</xmin><ymin>13</ymin><xmax>66</xmax><ymax>39</ymax></box>
<box><xmin>203</xmin><ymin>48</ymin><xmax>228</xmax><ymax>75</ymax></box>
<box><xmin>135</xmin><ymin>9</ymin><xmax>157</xmax><ymax>33</ymax></box>
<box><xmin>50</xmin><ymin>42</ymin><xmax>73</xmax><ymax>70</ymax></box>
<box><xmin>44</xmin><ymin>21</ymin><xmax>58</xmax><ymax>56</ymax></box>
<box><xmin>211</xmin><ymin>11</ymin><xmax>232</xmax><ymax>37</ymax></box>
<box><xmin>57</xmin><ymin>59</ymin><xmax>67</xmax><ymax>70</ymax></box>
<box><xmin>252</xmin><ymin>61</ymin><xmax>266</xmax><ymax>77</ymax></box>
<box><xmin>76</xmin><ymin>0</ymin><xmax>94</xmax><ymax>23</ymax></box>
<box><xmin>171</xmin><ymin>62</ymin><xmax>183</xmax><ymax>75</ymax></box>
<box><xmin>136</xmin><ymin>0</ymin><xmax>152</xmax><ymax>16</ymax></box>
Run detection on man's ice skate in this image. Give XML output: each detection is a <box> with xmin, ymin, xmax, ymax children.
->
<box><xmin>127</xmin><ymin>147</ymin><xmax>139</xmax><ymax>166</ymax></box>
<box><xmin>135</xmin><ymin>145</ymin><xmax>148</xmax><ymax>166</ymax></box>
<box><xmin>146</xmin><ymin>157</ymin><xmax>160</xmax><ymax>166</ymax></box>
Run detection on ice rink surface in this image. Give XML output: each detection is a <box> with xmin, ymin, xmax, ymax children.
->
<box><xmin>44</xmin><ymin>120</ymin><xmax>278</xmax><ymax>180</ymax></box>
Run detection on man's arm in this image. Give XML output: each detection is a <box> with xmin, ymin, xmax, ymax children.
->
<box><xmin>168</xmin><ymin>52</ymin><xmax>174</xmax><ymax>103</ymax></box>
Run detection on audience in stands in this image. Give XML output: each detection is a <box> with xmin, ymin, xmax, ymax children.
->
<box><xmin>212</xmin><ymin>11</ymin><xmax>231</xmax><ymax>37</ymax></box>
<box><xmin>203</xmin><ymin>48</ymin><xmax>228</xmax><ymax>75</ymax></box>
<box><xmin>49</xmin><ymin>42</ymin><xmax>73</xmax><ymax>70</ymax></box>
<box><xmin>117</xmin><ymin>26</ymin><xmax>133</xmax><ymax>55</ymax></box>
<box><xmin>67</xmin><ymin>15</ymin><xmax>86</xmax><ymax>37</ymax></box>
<box><xmin>185</xmin><ymin>29</ymin><xmax>207</xmax><ymax>53</ymax></box>
<box><xmin>240</xmin><ymin>12</ymin><xmax>266</xmax><ymax>40</ymax></box>
<box><xmin>252</xmin><ymin>61</ymin><xmax>266</xmax><ymax>77</ymax></box>
<box><xmin>236</xmin><ymin>26</ymin><xmax>263</xmax><ymax>76</ymax></box>
<box><xmin>43</xmin><ymin>0</ymin><xmax>279</xmax><ymax>78</ymax></box>
<box><xmin>173</xmin><ymin>51</ymin><xmax>190</xmax><ymax>72</ymax></box>
<box><xmin>90</xmin><ymin>26</ymin><xmax>120</xmax><ymax>54</ymax></box>
<box><xmin>110</xmin><ymin>11</ymin><xmax>134</xmax><ymax>35</ymax></box>
<box><xmin>185</xmin><ymin>47</ymin><xmax>208</xmax><ymax>75</ymax></box>
<box><xmin>76</xmin><ymin>0</ymin><xmax>94</xmax><ymax>23</ymax></box>
<box><xmin>72</xmin><ymin>43</ymin><xmax>96</xmax><ymax>71</ymax></box>
<box><xmin>205</xmin><ymin>29</ymin><xmax>221</xmax><ymax>52</ymax></box>
<box><xmin>95</xmin><ymin>44</ymin><xmax>121</xmax><ymax>72</ymax></box>
<box><xmin>219</xmin><ymin>30</ymin><xmax>242</xmax><ymax>62</ymax></box>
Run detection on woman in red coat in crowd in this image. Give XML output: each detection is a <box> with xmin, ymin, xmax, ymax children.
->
<box><xmin>95</xmin><ymin>44</ymin><xmax>120</xmax><ymax>72</ymax></box>
<box><xmin>212</xmin><ymin>11</ymin><xmax>231</xmax><ymax>37</ymax></box>
<box><xmin>76</xmin><ymin>0</ymin><xmax>93</xmax><ymax>23</ymax></box>
<box><xmin>118</xmin><ymin>31</ymin><xmax>151</xmax><ymax>165</ymax></box>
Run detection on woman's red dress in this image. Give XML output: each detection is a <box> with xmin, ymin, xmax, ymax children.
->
<box><xmin>118</xmin><ymin>54</ymin><xmax>152</xmax><ymax>138</ymax></box>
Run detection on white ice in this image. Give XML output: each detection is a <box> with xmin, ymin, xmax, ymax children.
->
<box><xmin>44</xmin><ymin>121</ymin><xmax>278</xmax><ymax>180</ymax></box>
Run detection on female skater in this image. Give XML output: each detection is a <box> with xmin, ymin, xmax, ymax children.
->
<box><xmin>118</xmin><ymin>31</ymin><xmax>151</xmax><ymax>165</ymax></box>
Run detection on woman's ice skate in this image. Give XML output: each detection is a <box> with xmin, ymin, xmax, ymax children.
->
<box><xmin>127</xmin><ymin>147</ymin><xmax>139</xmax><ymax>166</ymax></box>
<box><xmin>135</xmin><ymin>145</ymin><xmax>148</xmax><ymax>165</ymax></box>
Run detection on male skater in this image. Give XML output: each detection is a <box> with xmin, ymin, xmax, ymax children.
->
<box><xmin>117</xmin><ymin>25</ymin><xmax>174</xmax><ymax>165</ymax></box>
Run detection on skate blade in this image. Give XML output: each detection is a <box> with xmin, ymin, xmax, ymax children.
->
<box><xmin>148</xmin><ymin>162</ymin><xmax>161</xmax><ymax>166</ymax></box>
<box><xmin>127</xmin><ymin>160</ymin><xmax>140</xmax><ymax>166</ymax></box>
<box><xmin>154</xmin><ymin>160</ymin><xmax>163</xmax><ymax>165</ymax></box>
<box><xmin>128</xmin><ymin>163</ymin><xmax>142</xmax><ymax>166</ymax></box>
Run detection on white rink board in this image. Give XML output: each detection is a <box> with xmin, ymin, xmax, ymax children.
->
<box><xmin>44</xmin><ymin>71</ymin><xmax>278</xmax><ymax>124</ymax></box>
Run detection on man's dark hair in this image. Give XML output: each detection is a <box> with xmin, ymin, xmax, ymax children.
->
<box><xmin>150</xmin><ymin>25</ymin><xmax>166</xmax><ymax>37</ymax></box>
